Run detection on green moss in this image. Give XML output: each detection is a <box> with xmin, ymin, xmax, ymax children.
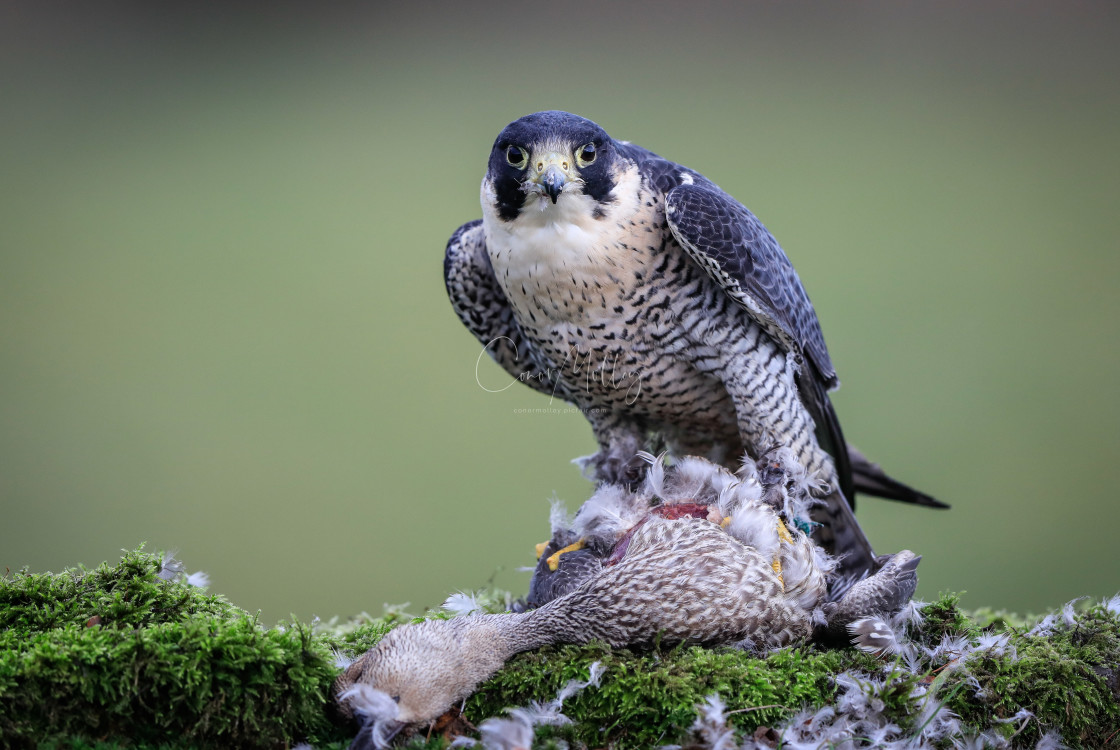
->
<box><xmin>0</xmin><ymin>546</ymin><xmax>354</xmax><ymax>748</ymax></box>
<box><xmin>944</xmin><ymin>602</ymin><xmax>1120</xmax><ymax>748</ymax></box>
<box><xmin>2</xmin><ymin>548</ymin><xmax>1117</xmax><ymax>749</ymax></box>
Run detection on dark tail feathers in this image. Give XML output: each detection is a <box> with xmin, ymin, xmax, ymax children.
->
<box><xmin>848</xmin><ymin>445</ymin><xmax>948</xmax><ymax>509</ymax></box>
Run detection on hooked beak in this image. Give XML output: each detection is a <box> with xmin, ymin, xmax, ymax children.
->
<box><xmin>541</xmin><ymin>165</ymin><xmax>566</xmax><ymax>203</ymax></box>
<box><xmin>528</xmin><ymin>151</ymin><xmax>575</xmax><ymax>204</ymax></box>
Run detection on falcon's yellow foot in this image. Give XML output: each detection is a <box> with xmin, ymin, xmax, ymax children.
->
<box><xmin>535</xmin><ymin>541</ymin><xmax>549</xmax><ymax>560</ymax></box>
<box><xmin>546</xmin><ymin>540</ymin><xmax>586</xmax><ymax>571</ymax></box>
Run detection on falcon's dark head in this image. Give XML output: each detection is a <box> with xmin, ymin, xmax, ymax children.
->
<box><xmin>486</xmin><ymin>111</ymin><xmax>619</xmax><ymax>221</ymax></box>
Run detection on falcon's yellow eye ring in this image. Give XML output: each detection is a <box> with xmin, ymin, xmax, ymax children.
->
<box><xmin>576</xmin><ymin>142</ymin><xmax>597</xmax><ymax>167</ymax></box>
<box><xmin>505</xmin><ymin>145</ymin><xmax>528</xmax><ymax>169</ymax></box>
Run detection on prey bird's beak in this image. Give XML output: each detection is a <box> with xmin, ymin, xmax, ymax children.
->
<box><xmin>530</xmin><ymin>151</ymin><xmax>574</xmax><ymax>204</ymax></box>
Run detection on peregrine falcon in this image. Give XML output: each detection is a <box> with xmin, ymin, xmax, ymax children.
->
<box><xmin>444</xmin><ymin>111</ymin><xmax>943</xmax><ymax>577</ymax></box>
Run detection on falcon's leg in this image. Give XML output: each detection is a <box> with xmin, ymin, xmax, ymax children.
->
<box><xmin>576</xmin><ymin>409</ymin><xmax>648</xmax><ymax>485</ymax></box>
<box><xmin>718</xmin><ymin>349</ymin><xmax>878</xmax><ymax>577</ymax></box>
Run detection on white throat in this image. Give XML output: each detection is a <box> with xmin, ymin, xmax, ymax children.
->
<box><xmin>481</xmin><ymin>162</ymin><xmax>642</xmax><ymax>280</ymax></box>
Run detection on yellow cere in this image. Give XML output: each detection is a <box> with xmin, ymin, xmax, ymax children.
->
<box><xmin>546</xmin><ymin>539</ymin><xmax>586</xmax><ymax>571</ymax></box>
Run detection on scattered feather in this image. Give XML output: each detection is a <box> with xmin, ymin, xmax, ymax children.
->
<box><xmin>157</xmin><ymin>552</ymin><xmax>185</xmax><ymax>582</ymax></box>
<box><xmin>443</xmin><ymin>591</ymin><xmax>484</xmax><ymax>617</ymax></box>
<box><xmin>185</xmin><ymin>571</ymin><xmax>210</xmax><ymax>589</ymax></box>
<box><xmin>331</xmin><ymin>648</ymin><xmax>355</xmax><ymax>670</ymax></box>
<box><xmin>688</xmin><ymin>694</ymin><xmax>737</xmax><ymax>750</ymax></box>
<box><xmin>548</xmin><ymin>497</ymin><xmax>571</xmax><ymax>536</ymax></box>
<box><xmin>890</xmin><ymin>599</ymin><xmax>927</xmax><ymax>633</ymax></box>
<box><xmin>973</xmin><ymin>631</ymin><xmax>1016</xmax><ymax>661</ymax></box>
<box><xmin>474</xmin><ymin>714</ymin><xmax>534</xmax><ymax>750</ymax></box>
<box><xmin>556</xmin><ymin>662</ymin><xmax>604</xmax><ymax>704</ymax></box>
<box><xmin>725</xmin><ymin>506</ymin><xmax>780</xmax><ymax>558</ymax></box>
<box><xmin>338</xmin><ymin>684</ymin><xmax>401</xmax><ymax>749</ymax></box>
<box><xmin>1035</xmin><ymin>729</ymin><xmax>1068</xmax><ymax>749</ymax></box>
<box><xmin>636</xmin><ymin>450</ymin><xmax>667</xmax><ymax>498</ymax></box>
<box><xmin>1060</xmin><ymin>598</ymin><xmax>1085</xmax><ymax>627</ymax></box>
<box><xmin>1028</xmin><ymin>613</ymin><xmax>1058</xmax><ymax>637</ymax></box>
<box><xmin>572</xmin><ymin>484</ymin><xmax>646</xmax><ymax>544</ymax></box>
<box><xmin>848</xmin><ymin>616</ymin><xmax>905</xmax><ymax>657</ymax></box>
<box><xmin>509</xmin><ymin>702</ymin><xmax>572</xmax><ymax>728</ymax></box>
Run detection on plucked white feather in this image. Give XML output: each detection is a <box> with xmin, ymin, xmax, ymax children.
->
<box><xmin>661</xmin><ymin>456</ymin><xmax>734</xmax><ymax>505</ymax></box>
<box><xmin>993</xmin><ymin>707</ymin><xmax>1034</xmax><ymax>729</ymax></box>
<box><xmin>339</xmin><ymin>684</ymin><xmax>403</xmax><ymax>749</ymax></box>
<box><xmin>973</xmin><ymin>631</ymin><xmax>1016</xmax><ymax>661</ymax></box>
<box><xmin>890</xmin><ymin>599</ymin><xmax>927</xmax><ymax>634</ymax></box>
<box><xmin>549</xmin><ymin>497</ymin><xmax>572</xmax><ymax>536</ymax></box>
<box><xmin>473</xmin><ymin>714</ymin><xmax>535</xmax><ymax>750</ymax></box>
<box><xmin>911</xmin><ymin>688</ymin><xmax>963</xmax><ymax>745</ymax></box>
<box><xmin>555</xmin><ymin>660</ymin><xmax>605</xmax><ymax>703</ymax></box>
<box><xmin>636</xmin><ymin>450</ymin><xmax>667</xmax><ymax>498</ymax></box>
<box><xmin>1028</xmin><ymin>613</ymin><xmax>1058</xmax><ymax>637</ymax></box>
<box><xmin>715</xmin><ymin>476</ymin><xmax>764</xmax><ymax>518</ymax></box>
<box><xmin>508</xmin><ymin>702</ymin><xmax>572</xmax><ymax>728</ymax></box>
<box><xmin>185</xmin><ymin>571</ymin><xmax>210</xmax><ymax>588</ymax></box>
<box><xmin>332</xmin><ymin>648</ymin><xmax>356</xmax><ymax>670</ymax></box>
<box><xmin>779</xmin><ymin>539</ymin><xmax>829</xmax><ymax>611</ymax></box>
<box><xmin>834</xmin><ymin>671</ymin><xmax>887</xmax><ymax>722</ymax></box>
<box><xmin>725</xmin><ymin>506</ymin><xmax>780</xmax><ymax>559</ymax></box>
<box><xmin>688</xmin><ymin>694</ymin><xmax>737</xmax><ymax>750</ymax></box>
<box><xmin>924</xmin><ymin>633</ymin><xmax>972</xmax><ymax>671</ymax></box>
<box><xmin>442</xmin><ymin>591</ymin><xmax>484</xmax><ymax>617</ymax></box>
<box><xmin>572</xmin><ymin>484</ymin><xmax>648</xmax><ymax>546</ymax></box>
<box><xmin>157</xmin><ymin>551</ymin><xmax>185</xmax><ymax>582</ymax></box>
<box><xmin>1035</xmin><ymin>729</ymin><xmax>1068</xmax><ymax>749</ymax></box>
<box><xmin>1060</xmin><ymin>598</ymin><xmax>1083</xmax><ymax>627</ymax></box>
<box><xmin>338</xmin><ymin>683</ymin><xmax>400</xmax><ymax>722</ymax></box>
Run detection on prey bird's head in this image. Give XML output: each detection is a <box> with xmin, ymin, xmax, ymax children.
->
<box><xmin>486</xmin><ymin>111</ymin><xmax>618</xmax><ymax>221</ymax></box>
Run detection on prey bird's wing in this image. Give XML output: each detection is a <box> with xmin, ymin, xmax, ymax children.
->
<box><xmin>444</xmin><ymin>220</ymin><xmax>573</xmax><ymax>401</ymax></box>
<box><xmin>664</xmin><ymin>182</ymin><xmax>837</xmax><ymax>389</ymax></box>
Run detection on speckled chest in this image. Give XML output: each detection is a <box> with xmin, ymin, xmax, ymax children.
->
<box><xmin>483</xmin><ymin>172</ymin><xmax>736</xmax><ymax>413</ymax></box>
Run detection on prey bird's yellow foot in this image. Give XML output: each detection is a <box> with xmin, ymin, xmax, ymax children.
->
<box><xmin>776</xmin><ymin>518</ymin><xmax>794</xmax><ymax>544</ymax></box>
<box><xmin>772</xmin><ymin>557</ymin><xmax>785</xmax><ymax>591</ymax></box>
<box><xmin>546</xmin><ymin>540</ymin><xmax>586</xmax><ymax>572</ymax></box>
<box><xmin>772</xmin><ymin>518</ymin><xmax>794</xmax><ymax>591</ymax></box>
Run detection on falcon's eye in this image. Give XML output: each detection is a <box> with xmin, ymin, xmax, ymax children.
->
<box><xmin>576</xmin><ymin>143</ymin><xmax>597</xmax><ymax>167</ymax></box>
<box><xmin>505</xmin><ymin>145</ymin><xmax>528</xmax><ymax>169</ymax></box>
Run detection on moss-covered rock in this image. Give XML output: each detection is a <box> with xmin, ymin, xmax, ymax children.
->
<box><xmin>0</xmin><ymin>546</ymin><xmax>352</xmax><ymax>748</ymax></box>
<box><xmin>1</xmin><ymin>548</ymin><xmax>1117</xmax><ymax>749</ymax></box>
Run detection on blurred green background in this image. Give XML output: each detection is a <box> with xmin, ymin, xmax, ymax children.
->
<box><xmin>2</xmin><ymin>3</ymin><xmax>1118</xmax><ymax>624</ymax></box>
